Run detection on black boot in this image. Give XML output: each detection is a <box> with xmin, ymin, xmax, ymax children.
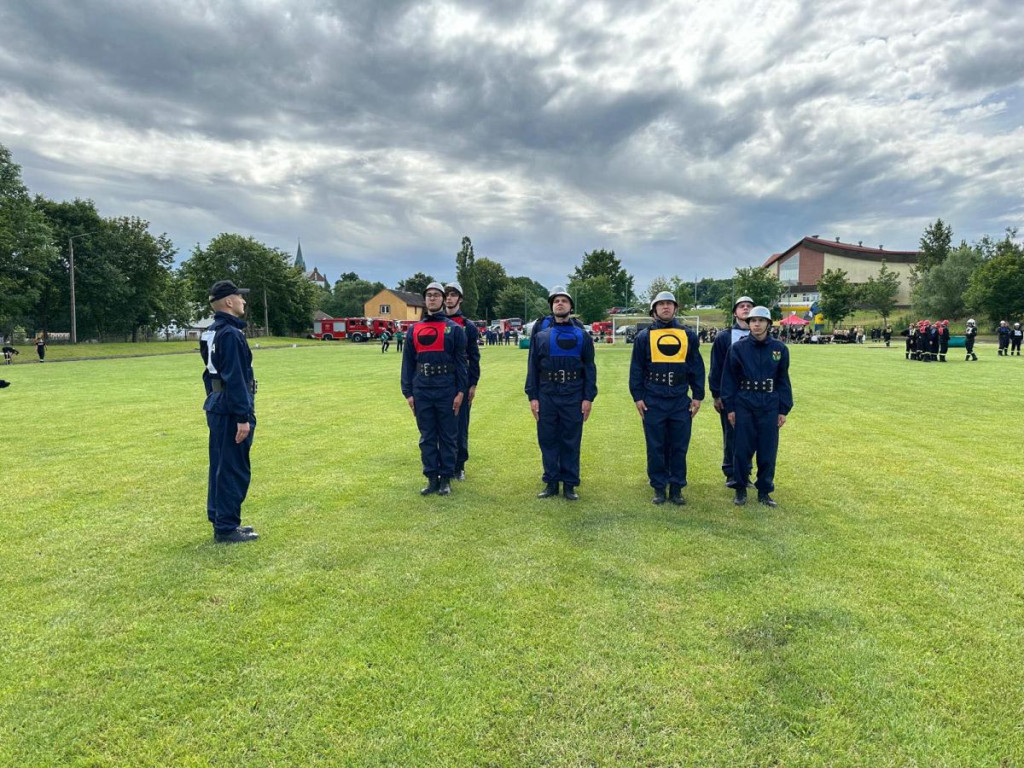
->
<box><xmin>563</xmin><ymin>485</ymin><xmax>579</xmax><ymax>501</ymax></box>
<box><xmin>758</xmin><ymin>493</ymin><xmax>779</xmax><ymax>508</ymax></box>
<box><xmin>973</xmin><ymin>353</ymin><xmax>978</xmax><ymax>361</ymax></box>
<box><xmin>537</xmin><ymin>482</ymin><xmax>559</xmax><ymax>498</ymax></box>
<box><xmin>734</xmin><ymin>490</ymin><xmax>747</xmax><ymax>506</ymax></box>
<box><xmin>421</xmin><ymin>476</ymin><xmax>440</xmax><ymax>495</ymax></box>
<box><xmin>652</xmin><ymin>488</ymin><xmax>667</xmax><ymax>505</ymax></box>
<box><xmin>965</xmin><ymin>354</ymin><xmax>970</xmax><ymax>361</ymax></box>
<box><xmin>669</xmin><ymin>484</ymin><xmax>686</xmax><ymax>505</ymax></box>
<box><xmin>438</xmin><ymin>478</ymin><xmax>452</xmax><ymax>496</ymax></box>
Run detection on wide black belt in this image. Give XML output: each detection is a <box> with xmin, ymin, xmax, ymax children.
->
<box><xmin>646</xmin><ymin>371</ymin><xmax>686</xmax><ymax>386</ymax></box>
<box><xmin>210</xmin><ymin>378</ymin><xmax>258</xmax><ymax>395</ymax></box>
<box><xmin>739</xmin><ymin>379</ymin><xmax>774</xmax><ymax>393</ymax></box>
<box><xmin>543</xmin><ymin>370</ymin><xmax>580</xmax><ymax>383</ymax></box>
<box><xmin>417</xmin><ymin>363</ymin><xmax>454</xmax><ymax>376</ymax></box>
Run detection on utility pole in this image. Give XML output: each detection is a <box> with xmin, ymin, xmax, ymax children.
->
<box><xmin>263</xmin><ymin>287</ymin><xmax>270</xmax><ymax>338</ymax></box>
<box><xmin>67</xmin><ymin>232</ymin><xmax>97</xmax><ymax>345</ymax></box>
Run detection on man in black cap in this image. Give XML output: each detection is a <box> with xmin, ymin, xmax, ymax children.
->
<box><xmin>200</xmin><ymin>280</ymin><xmax>259</xmax><ymax>544</ymax></box>
<box><xmin>444</xmin><ymin>281</ymin><xmax>480</xmax><ymax>481</ymax></box>
<box><xmin>709</xmin><ymin>295</ymin><xmax>753</xmax><ymax>490</ymax></box>
<box><xmin>525</xmin><ymin>286</ymin><xmax>597</xmax><ymax>501</ymax></box>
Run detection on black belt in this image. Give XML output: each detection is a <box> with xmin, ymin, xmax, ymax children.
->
<box><xmin>646</xmin><ymin>371</ymin><xmax>686</xmax><ymax>386</ymax></box>
<box><xmin>210</xmin><ymin>378</ymin><xmax>258</xmax><ymax>395</ymax></box>
<box><xmin>543</xmin><ymin>370</ymin><xmax>580</xmax><ymax>383</ymax></box>
<box><xmin>739</xmin><ymin>379</ymin><xmax>774</xmax><ymax>393</ymax></box>
<box><xmin>417</xmin><ymin>363</ymin><xmax>454</xmax><ymax>377</ymax></box>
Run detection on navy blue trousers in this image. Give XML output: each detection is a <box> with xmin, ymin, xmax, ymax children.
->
<box><xmin>537</xmin><ymin>391</ymin><xmax>583</xmax><ymax>487</ymax></box>
<box><xmin>732</xmin><ymin>404</ymin><xmax>779</xmax><ymax>493</ymax></box>
<box><xmin>455</xmin><ymin>397</ymin><xmax>472</xmax><ymax>472</ymax></box>
<box><xmin>415</xmin><ymin>386</ymin><xmax>458</xmax><ymax>479</ymax></box>
<box><xmin>718</xmin><ymin>409</ymin><xmax>736</xmax><ymax>481</ymax></box>
<box><xmin>642</xmin><ymin>395</ymin><xmax>692</xmax><ymax>489</ymax></box>
<box><xmin>207</xmin><ymin>412</ymin><xmax>254</xmax><ymax>533</ymax></box>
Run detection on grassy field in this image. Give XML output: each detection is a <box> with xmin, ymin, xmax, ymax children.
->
<box><xmin>0</xmin><ymin>336</ymin><xmax>317</xmax><ymax>364</ymax></box>
<box><xmin>1</xmin><ymin>339</ymin><xmax>1022</xmax><ymax>766</ymax></box>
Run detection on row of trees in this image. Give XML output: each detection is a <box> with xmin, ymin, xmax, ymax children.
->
<box><xmin>0</xmin><ymin>143</ymin><xmax>319</xmax><ymax>340</ymax></box>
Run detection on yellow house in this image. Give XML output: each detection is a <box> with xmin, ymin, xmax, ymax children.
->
<box><xmin>364</xmin><ymin>289</ymin><xmax>426</xmax><ymax>321</ymax></box>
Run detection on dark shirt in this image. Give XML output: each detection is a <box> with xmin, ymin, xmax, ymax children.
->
<box><xmin>525</xmin><ymin>320</ymin><xmax>597</xmax><ymax>402</ymax></box>
<box><xmin>446</xmin><ymin>310</ymin><xmax>481</xmax><ymax>387</ymax></box>
<box><xmin>720</xmin><ymin>334</ymin><xmax>793</xmax><ymax>416</ymax></box>
<box><xmin>709</xmin><ymin>322</ymin><xmax>749</xmax><ymax>399</ymax></box>
<box><xmin>400</xmin><ymin>312</ymin><xmax>468</xmax><ymax>397</ymax></box>
<box><xmin>628</xmin><ymin>318</ymin><xmax>705</xmax><ymax>402</ymax></box>
<box><xmin>201</xmin><ymin>311</ymin><xmax>255</xmax><ymax>423</ymax></box>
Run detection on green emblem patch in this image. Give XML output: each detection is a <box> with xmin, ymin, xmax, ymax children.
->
<box><xmin>772</xmin><ymin>350</ymin><xmax>781</xmax><ymax>361</ymax></box>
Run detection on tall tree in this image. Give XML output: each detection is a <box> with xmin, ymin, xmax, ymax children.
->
<box><xmin>322</xmin><ymin>278</ymin><xmax>386</xmax><ymax>317</ymax></box>
<box><xmin>495</xmin><ymin>282</ymin><xmax>548</xmax><ymax>321</ymax></box>
<box><xmin>396</xmin><ymin>272</ymin><xmax>434</xmax><ymax>295</ymax></box>
<box><xmin>0</xmin><ymin>145</ymin><xmax>56</xmax><ymax>338</ymax></box>
<box><xmin>817</xmin><ymin>268</ymin><xmax>857</xmax><ymax>328</ymax></box>
<box><xmin>719</xmin><ymin>267</ymin><xmax>785</xmax><ymax>313</ymax></box>
<box><xmin>859</xmin><ymin>261</ymin><xmax>902</xmax><ymax>325</ymax></box>
<box><xmin>964</xmin><ymin>230</ymin><xmax>1024</xmax><ymax>324</ymax></box>
<box><xmin>917</xmin><ymin>218</ymin><xmax>954</xmax><ymax>272</ymax></box>
<box><xmin>105</xmin><ymin>216</ymin><xmax>178</xmax><ymax>340</ymax></box>
<box><xmin>570</xmin><ymin>249</ymin><xmax>635</xmax><ymax>307</ymax></box>
<box><xmin>568</xmin><ymin>275</ymin><xmax>615</xmax><ymax>323</ymax></box>
<box><xmin>912</xmin><ymin>246</ymin><xmax>981</xmax><ymax>319</ymax></box>
<box><xmin>473</xmin><ymin>257</ymin><xmax>509</xmax><ymax>321</ymax></box>
<box><xmin>454</xmin><ymin>236</ymin><xmax>479</xmax><ymax>317</ymax></box>
<box><xmin>180</xmin><ymin>233</ymin><xmax>318</xmax><ymax>335</ymax></box>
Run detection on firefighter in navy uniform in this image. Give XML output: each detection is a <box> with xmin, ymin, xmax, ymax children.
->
<box><xmin>401</xmin><ymin>282</ymin><xmax>468</xmax><ymax>496</ymax></box>
<box><xmin>629</xmin><ymin>291</ymin><xmax>705</xmax><ymax>505</ymax></box>
<box><xmin>709</xmin><ymin>295</ymin><xmax>753</xmax><ymax>489</ymax></box>
<box><xmin>964</xmin><ymin>319</ymin><xmax>979</xmax><ymax>361</ymax></box>
<box><xmin>200</xmin><ymin>280</ymin><xmax>259</xmax><ymax>544</ymax></box>
<box><xmin>444</xmin><ymin>281</ymin><xmax>481</xmax><ymax>480</ymax></box>
<box><xmin>1012</xmin><ymin>323</ymin><xmax>1023</xmax><ymax>355</ymax></box>
<box><xmin>883</xmin><ymin>325</ymin><xmax>892</xmax><ymax>347</ymax></box>
<box><xmin>720</xmin><ymin>306</ymin><xmax>793</xmax><ymax>508</ymax></box>
<box><xmin>525</xmin><ymin>286</ymin><xmax>597</xmax><ymax>501</ymax></box>
<box><xmin>938</xmin><ymin>320</ymin><xmax>951</xmax><ymax>361</ymax></box>
<box><xmin>997</xmin><ymin>321</ymin><xmax>1011</xmax><ymax>356</ymax></box>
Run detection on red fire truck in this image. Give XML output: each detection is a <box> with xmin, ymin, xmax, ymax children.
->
<box><xmin>370</xmin><ymin>318</ymin><xmax>397</xmax><ymax>337</ymax></box>
<box><xmin>312</xmin><ymin>317</ymin><xmax>373</xmax><ymax>342</ymax></box>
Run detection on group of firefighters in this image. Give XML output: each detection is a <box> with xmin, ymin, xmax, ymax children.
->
<box><xmin>400</xmin><ymin>285</ymin><xmax>793</xmax><ymax>509</ymax></box>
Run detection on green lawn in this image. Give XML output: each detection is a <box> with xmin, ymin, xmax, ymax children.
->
<box><xmin>0</xmin><ymin>336</ymin><xmax>318</xmax><ymax>364</ymax></box>
<box><xmin>1</xmin><ymin>340</ymin><xmax>1021</xmax><ymax>766</ymax></box>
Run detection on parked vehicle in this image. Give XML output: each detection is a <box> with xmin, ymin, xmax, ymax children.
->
<box><xmin>313</xmin><ymin>317</ymin><xmax>374</xmax><ymax>342</ymax></box>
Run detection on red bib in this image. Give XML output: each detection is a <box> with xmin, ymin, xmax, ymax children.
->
<box><xmin>412</xmin><ymin>322</ymin><xmax>447</xmax><ymax>353</ymax></box>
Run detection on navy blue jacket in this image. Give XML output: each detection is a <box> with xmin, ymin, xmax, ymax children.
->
<box><xmin>446</xmin><ymin>310</ymin><xmax>481</xmax><ymax>387</ymax></box>
<box><xmin>201</xmin><ymin>311</ymin><xmax>255</xmax><ymax>423</ymax></box>
<box><xmin>720</xmin><ymin>333</ymin><xmax>793</xmax><ymax>416</ymax></box>
<box><xmin>525</xmin><ymin>321</ymin><xmax>598</xmax><ymax>402</ymax></box>
<box><xmin>628</xmin><ymin>319</ymin><xmax>705</xmax><ymax>402</ymax></box>
<box><xmin>400</xmin><ymin>313</ymin><xmax>468</xmax><ymax>397</ymax></box>
<box><xmin>709</xmin><ymin>323</ymin><xmax>750</xmax><ymax>399</ymax></box>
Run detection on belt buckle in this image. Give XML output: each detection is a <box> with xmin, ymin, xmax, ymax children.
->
<box><xmin>766</xmin><ymin>380</ymin><xmax>773</xmax><ymax>393</ymax></box>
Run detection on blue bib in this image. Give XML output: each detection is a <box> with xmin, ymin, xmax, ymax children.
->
<box><xmin>548</xmin><ymin>325</ymin><xmax>584</xmax><ymax>358</ymax></box>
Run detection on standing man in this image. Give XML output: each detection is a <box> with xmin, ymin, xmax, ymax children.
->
<box><xmin>401</xmin><ymin>282</ymin><xmax>467</xmax><ymax>496</ymax></box>
<box><xmin>721</xmin><ymin>306</ymin><xmax>793</xmax><ymax>508</ymax></box>
<box><xmin>883</xmin><ymin>325</ymin><xmax>892</xmax><ymax>348</ymax></box>
<box><xmin>629</xmin><ymin>291</ymin><xmax>705</xmax><ymax>505</ymax></box>
<box><xmin>965</xmin><ymin>319</ymin><xmax>978</xmax><ymax>361</ymax></box>
<box><xmin>938</xmin><ymin>320</ymin><xmax>951</xmax><ymax>362</ymax></box>
<box><xmin>395</xmin><ymin>327</ymin><xmax>405</xmax><ymax>353</ymax></box>
<box><xmin>1012</xmin><ymin>323</ymin><xmax>1023</xmax><ymax>356</ymax></box>
<box><xmin>35</xmin><ymin>335</ymin><xmax>46</xmax><ymax>362</ymax></box>
<box><xmin>998</xmin><ymin>320</ymin><xmax>1011</xmax><ymax>356</ymax></box>
<box><xmin>709</xmin><ymin>295</ymin><xmax>753</xmax><ymax>490</ymax></box>
<box><xmin>444</xmin><ymin>281</ymin><xmax>481</xmax><ymax>480</ymax></box>
<box><xmin>200</xmin><ymin>280</ymin><xmax>259</xmax><ymax>544</ymax></box>
<box><xmin>380</xmin><ymin>328</ymin><xmax>391</xmax><ymax>353</ymax></box>
<box><xmin>526</xmin><ymin>286</ymin><xmax>597</xmax><ymax>501</ymax></box>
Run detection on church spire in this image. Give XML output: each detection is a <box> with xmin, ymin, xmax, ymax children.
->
<box><xmin>294</xmin><ymin>238</ymin><xmax>306</xmax><ymax>271</ymax></box>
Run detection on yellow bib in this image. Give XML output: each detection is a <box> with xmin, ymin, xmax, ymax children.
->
<box><xmin>649</xmin><ymin>328</ymin><xmax>689</xmax><ymax>363</ymax></box>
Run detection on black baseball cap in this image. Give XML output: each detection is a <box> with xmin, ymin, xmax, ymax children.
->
<box><xmin>209</xmin><ymin>280</ymin><xmax>250</xmax><ymax>301</ymax></box>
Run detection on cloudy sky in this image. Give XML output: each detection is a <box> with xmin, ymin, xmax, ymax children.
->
<box><xmin>1</xmin><ymin>0</ymin><xmax>1021</xmax><ymax>292</ymax></box>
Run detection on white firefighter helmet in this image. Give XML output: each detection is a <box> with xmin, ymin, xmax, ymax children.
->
<box><xmin>748</xmin><ymin>306</ymin><xmax>773</xmax><ymax>323</ymax></box>
<box><xmin>649</xmin><ymin>291</ymin><xmax>678</xmax><ymax>315</ymax></box>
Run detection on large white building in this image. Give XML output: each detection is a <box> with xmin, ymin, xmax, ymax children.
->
<box><xmin>763</xmin><ymin>236</ymin><xmax>919</xmax><ymax>309</ymax></box>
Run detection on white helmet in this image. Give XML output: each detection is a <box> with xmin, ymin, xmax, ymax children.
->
<box><xmin>649</xmin><ymin>291</ymin><xmax>678</xmax><ymax>315</ymax></box>
<box><xmin>733</xmin><ymin>295</ymin><xmax>755</xmax><ymax>311</ymax></box>
<box><xmin>548</xmin><ymin>285</ymin><xmax>574</xmax><ymax>310</ymax></box>
<box><xmin>748</xmin><ymin>306</ymin><xmax>773</xmax><ymax>323</ymax></box>
<box><xmin>967</xmin><ymin>319</ymin><xmax>976</xmax><ymax>326</ymax></box>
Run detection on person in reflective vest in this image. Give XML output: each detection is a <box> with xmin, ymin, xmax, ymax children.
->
<box><xmin>401</xmin><ymin>282</ymin><xmax>468</xmax><ymax>496</ymax></box>
<box><xmin>200</xmin><ymin>280</ymin><xmax>259</xmax><ymax>544</ymax></box>
<box><xmin>628</xmin><ymin>291</ymin><xmax>705</xmax><ymax>505</ymax></box>
<box><xmin>964</xmin><ymin>319</ymin><xmax>978</xmax><ymax>361</ymax></box>
<box><xmin>709</xmin><ymin>295</ymin><xmax>753</xmax><ymax>489</ymax></box>
<box><xmin>720</xmin><ymin>306</ymin><xmax>793</xmax><ymax>508</ymax></box>
<box><xmin>525</xmin><ymin>286</ymin><xmax>597</xmax><ymax>501</ymax></box>
<box><xmin>444</xmin><ymin>281</ymin><xmax>481</xmax><ymax>481</ymax></box>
